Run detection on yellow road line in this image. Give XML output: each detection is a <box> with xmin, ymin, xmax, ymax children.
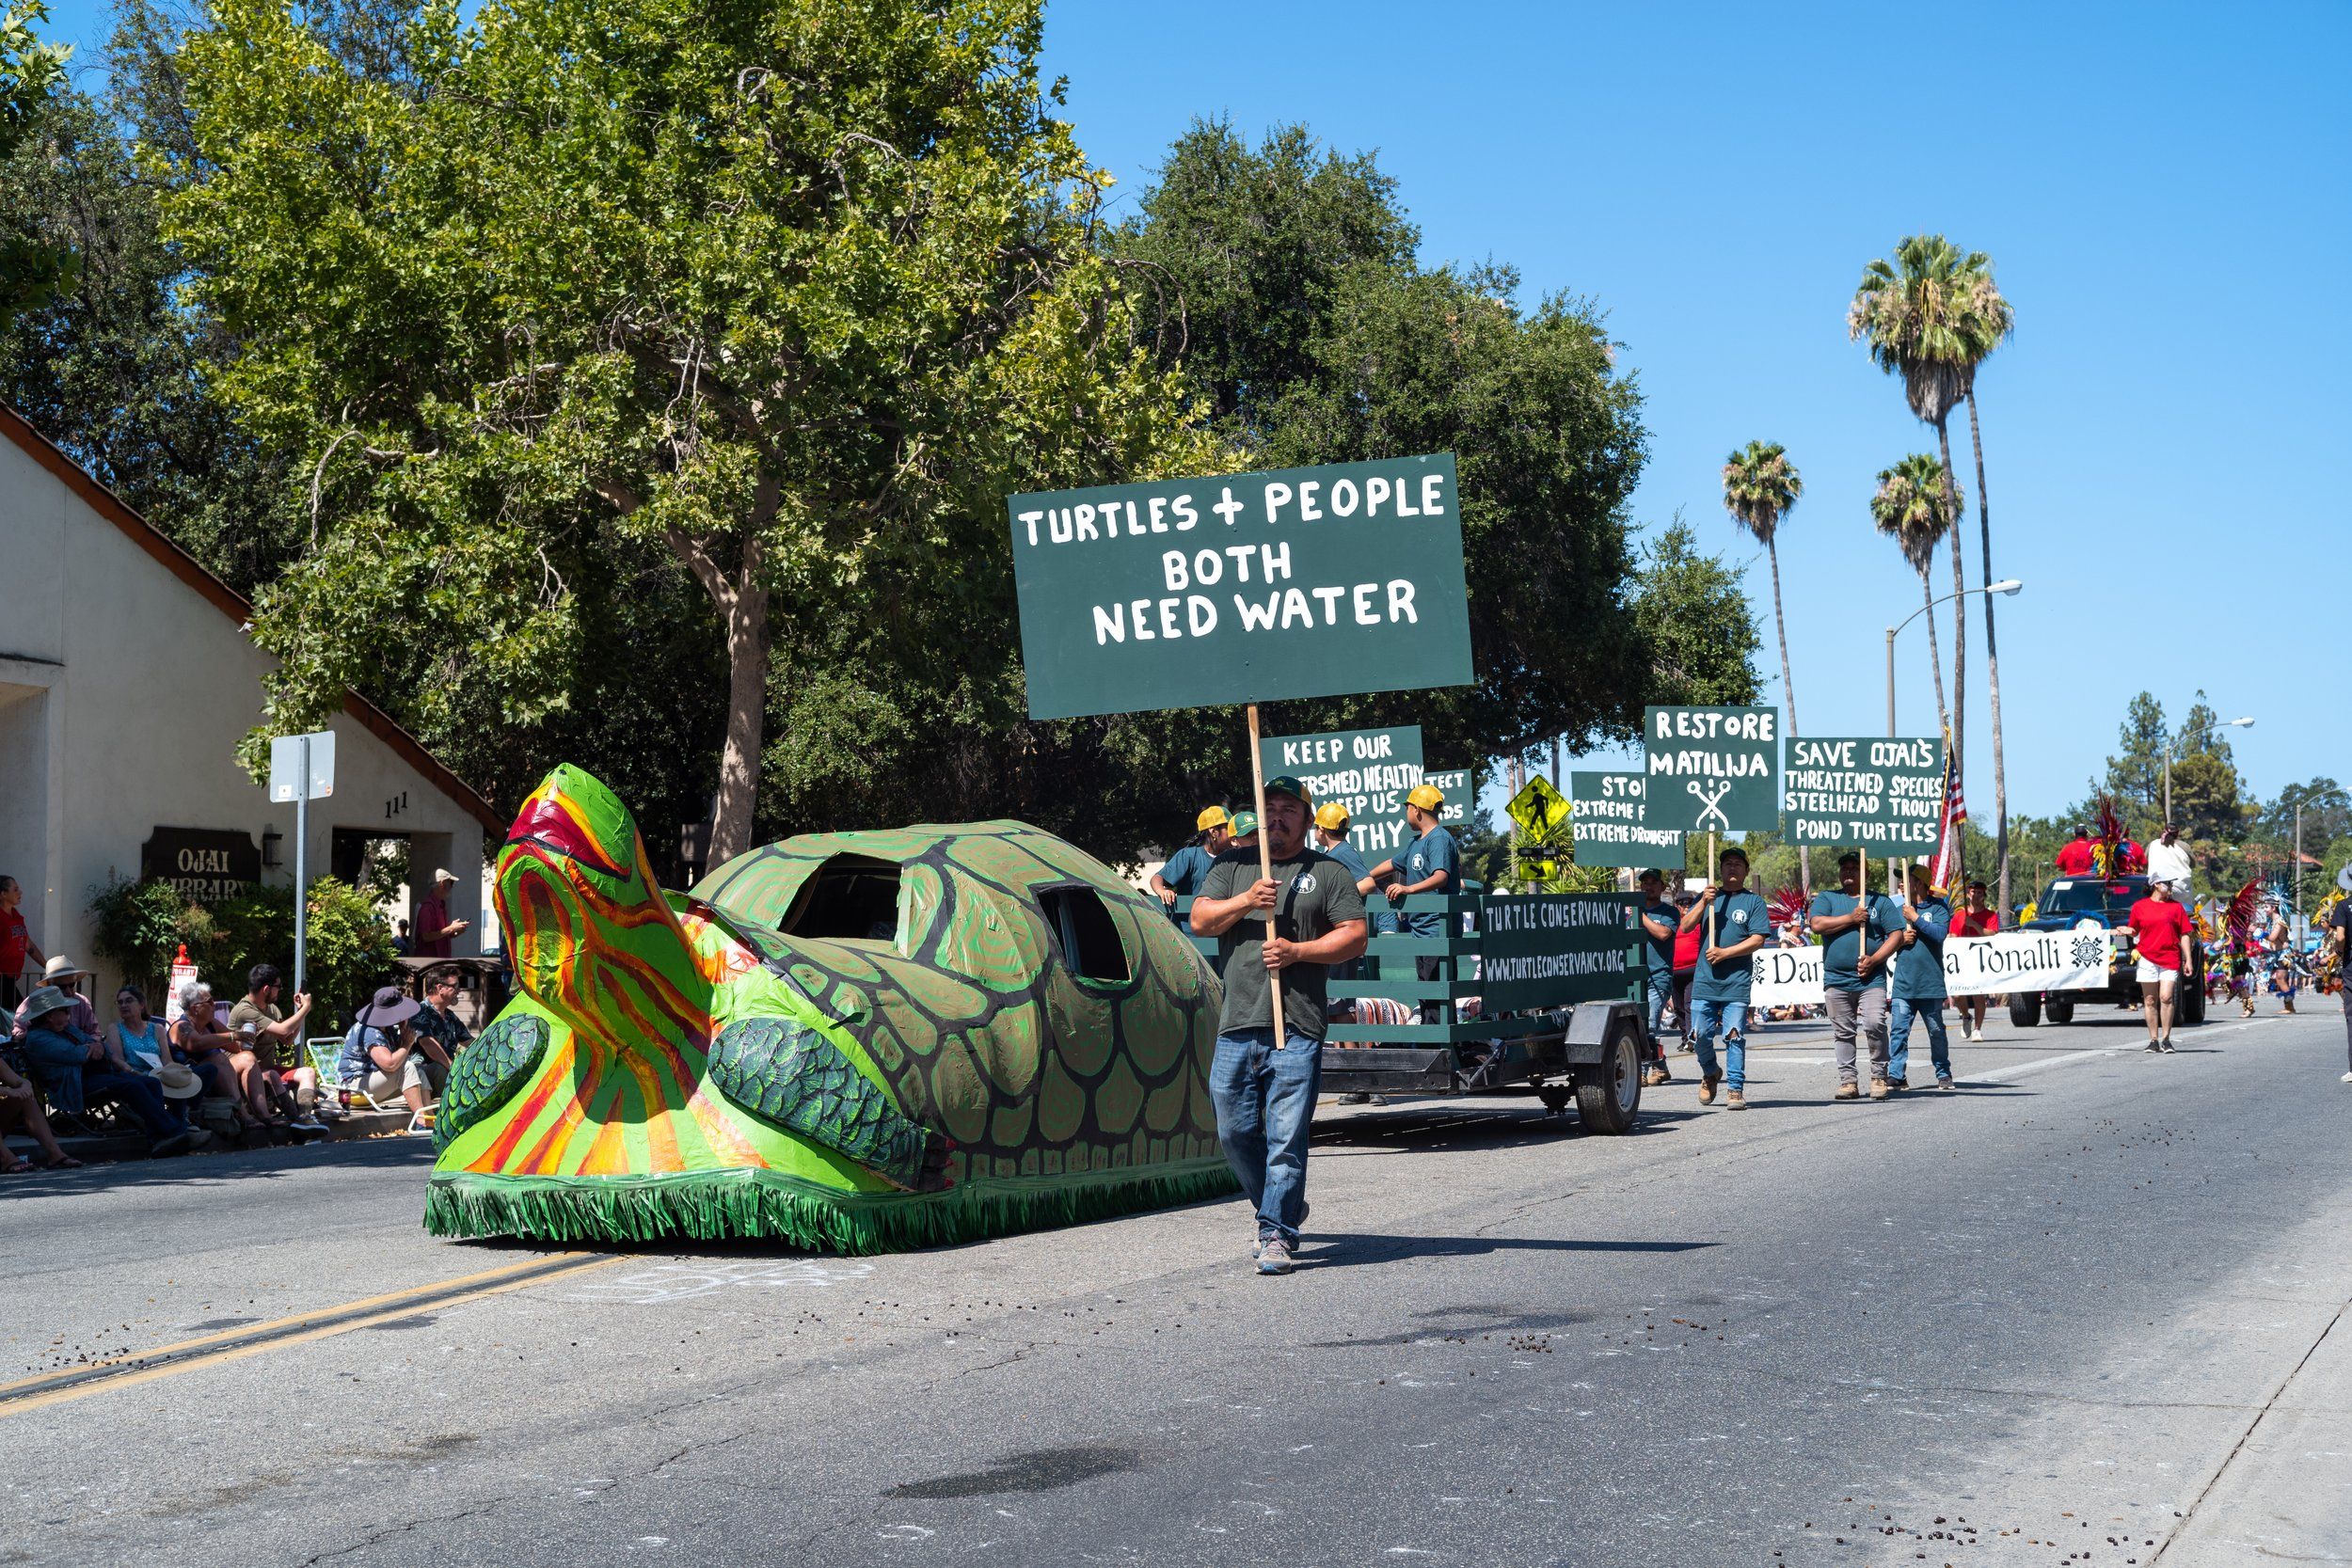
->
<box><xmin>0</xmin><ymin>1251</ymin><xmax>616</xmax><ymax>1418</ymax></box>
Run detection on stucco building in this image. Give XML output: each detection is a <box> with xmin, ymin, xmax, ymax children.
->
<box><xmin>0</xmin><ymin>404</ymin><xmax>504</xmax><ymax>998</ymax></box>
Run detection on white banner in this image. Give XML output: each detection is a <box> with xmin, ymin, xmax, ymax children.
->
<box><xmin>1743</xmin><ymin>927</ymin><xmax>2114</xmax><ymax>1006</ymax></box>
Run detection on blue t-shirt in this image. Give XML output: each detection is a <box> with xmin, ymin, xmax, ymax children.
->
<box><xmin>1157</xmin><ymin>844</ymin><xmax>1216</xmax><ymax>898</ymax></box>
<box><xmin>1892</xmin><ymin>896</ymin><xmax>1953</xmax><ymax>1001</ymax></box>
<box><xmin>1639</xmin><ymin>899</ymin><xmax>1678</xmax><ymax>984</ymax></box>
<box><xmin>1317</xmin><ymin>838</ymin><xmax>1395</xmax><ymax>934</ymax></box>
<box><xmin>1692</xmin><ymin>888</ymin><xmax>1770</xmax><ymax>1002</ymax></box>
<box><xmin>1809</xmin><ymin>890</ymin><xmax>1902</xmax><ymax>992</ymax></box>
<box><xmin>1401</xmin><ymin>826</ymin><xmax>1461</xmax><ymax>937</ymax></box>
<box><xmin>339</xmin><ymin>1022</ymin><xmax>401</xmax><ymax>1085</ymax></box>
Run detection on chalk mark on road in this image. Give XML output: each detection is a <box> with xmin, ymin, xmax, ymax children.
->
<box><xmin>556</xmin><ymin>1259</ymin><xmax>878</xmax><ymax>1304</ymax></box>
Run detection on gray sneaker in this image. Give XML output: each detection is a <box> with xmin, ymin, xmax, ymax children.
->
<box><xmin>1256</xmin><ymin>1238</ymin><xmax>1295</xmax><ymax>1275</ymax></box>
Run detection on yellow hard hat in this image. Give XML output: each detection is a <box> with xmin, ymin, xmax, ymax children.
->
<box><xmin>1406</xmin><ymin>783</ymin><xmax>1445</xmax><ymax>813</ymax></box>
<box><xmin>1313</xmin><ymin>802</ymin><xmax>1351</xmax><ymax>832</ymax></box>
<box><xmin>1196</xmin><ymin>806</ymin><xmax>1232</xmax><ymax>832</ymax></box>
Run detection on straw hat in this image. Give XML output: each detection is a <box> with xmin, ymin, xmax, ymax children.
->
<box><xmin>40</xmin><ymin>955</ymin><xmax>87</xmax><ymax>983</ymax></box>
<box><xmin>153</xmin><ymin>1062</ymin><xmax>204</xmax><ymax>1101</ymax></box>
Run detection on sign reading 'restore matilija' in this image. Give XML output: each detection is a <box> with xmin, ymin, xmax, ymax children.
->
<box><xmin>1007</xmin><ymin>455</ymin><xmax>1473</xmax><ymax>720</ymax></box>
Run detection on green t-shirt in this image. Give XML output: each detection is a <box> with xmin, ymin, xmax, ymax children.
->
<box><xmin>1809</xmin><ymin>890</ymin><xmax>1901</xmax><ymax>992</ymax></box>
<box><xmin>1200</xmin><ymin>848</ymin><xmax>1368</xmax><ymax>1041</ymax></box>
<box><xmin>227</xmin><ymin>998</ymin><xmax>284</xmax><ymax>1066</ymax></box>
<box><xmin>1691</xmin><ymin>888</ymin><xmax>1771</xmax><ymax>1003</ymax></box>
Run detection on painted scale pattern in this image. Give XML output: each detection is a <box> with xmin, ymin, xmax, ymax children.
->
<box><xmin>434</xmin><ymin>1013</ymin><xmax>550</xmax><ymax>1152</ymax></box>
<box><xmin>707</xmin><ymin>1016</ymin><xmax>932</xmax><ymax>1189</ymax></box>
<box><xmin>691</xmin><ymin>823</ymin><xmax>1227</xmax><ymax>1183</ymax></box>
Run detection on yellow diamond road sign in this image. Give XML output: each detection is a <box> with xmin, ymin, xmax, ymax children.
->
<box><xmin>1506</xmin><ymin>775</ymin><xmax>1570</xmax><ymax>839</ymax></box>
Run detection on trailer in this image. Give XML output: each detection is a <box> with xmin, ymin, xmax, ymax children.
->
<box><xmin>1179</xmin><ymin>887</ymin><xmax>1649</xmax><ymax>1133</ymax></box>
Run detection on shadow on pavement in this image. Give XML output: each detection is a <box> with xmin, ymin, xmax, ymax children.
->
<box><xmin>1303</xmin><ymin>1231</ymin><xmax>1721</xmax><ymax>1270</ymax></box>
<box><xmin>0</xmin><ymin>1133</ymin><xmax>436</xmax><ymax>1198</ymax></box>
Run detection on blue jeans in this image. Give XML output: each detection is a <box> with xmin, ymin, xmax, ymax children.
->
<box><xmin>1690</xmin><ymin>998</ymin><xmax>1748</xmax><ymax>1090</ymax></box>
<box><xmin>1888</xmin><ymin>997</ymin><xmax>1951</xmax><ymax>1083</ymax></box>
<box><xmin>1645</xmin><ymin>978</ymin><xmax>1670</xmax><ymax>1060</ymax></box>
<box><xmin>1210</xmin><ymin>1028</ymin><xmax>1322</xmax><ymax>1246</ymax></box>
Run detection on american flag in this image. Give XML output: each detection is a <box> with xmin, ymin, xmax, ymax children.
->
<box><xmin>1929</xmin><ymin>731</ymin><xmax>1967</xmax><ymax>890</ymax></box>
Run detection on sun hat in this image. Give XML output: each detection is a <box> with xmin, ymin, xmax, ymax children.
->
<box><xmin>354</xmin><ymin>984</ymin><xmax>421</xmax><ymax>1029</ymax></box>
<box><xmin>1406</xmin><ymin>784</ymin><xmax>1445</xmax><ymax>813</ymax></box>
<box><xmin>40</xmin><ymin>955</ymin><xmax>87</xmax><ymax>982</ymax></box>
<box><xmin>1195</xmin><ymin>806</ymin><xmax>1232</xmax><ymax>832</ymax></box>
<box><xmin>153</xmin><ymin>1062</ymin><xmax>204</xmax><ymax>1100</ymax></box>
<box><xmin>1313</xmin><ymin>802</ymin><xmax>1351</xmax><ymax>832</ymax></box>
<box><xmin>22</xmin><ymin>985</ymin><xmax>72</xmax><ymax>1020</ymax></box>
<box><xmin>1261</xmin><ymin>776</ymin><xmax>1311</xmax><ymax>806</ymax></box>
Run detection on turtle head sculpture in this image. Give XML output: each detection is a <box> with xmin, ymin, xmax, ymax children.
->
<box><xmin>425</xmin><ymin>765</ymin><xmax>1231</xmax><ymax>1252</ymax></box>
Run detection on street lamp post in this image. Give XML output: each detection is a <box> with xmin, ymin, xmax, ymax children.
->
<box><xmin>1886</xmin><ymin>579</ymin><xmax>2023</xmax><ymax>738</ymax></box>
<box><xmin>2161</xmin><ymin>715</ymin><xmax>2254</xmax><ymax>825</ymax></box>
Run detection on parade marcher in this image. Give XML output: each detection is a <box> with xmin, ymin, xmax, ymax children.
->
<box><xmin>2126</xmin><ymin>878</ymin><xmax>2196</xmax><ymax>1053</ymax></box>
<box><xmin>1372</xmin><ymin>784</ymin><xmax>1460</xmax><ymax>1022</ymax></box>
<box><xmin>1312</xmin><ymin>802</ymin><xmax>1385</xmax><ymax>1103</ymax></box>
<box><xmin>1149</xmin><ymin>807</ymin><xmax>1233</xmax><ymax>917</ymax></box>
<box><xmin>1637</xmin><ymin>869</ymin><xmax>1678</xmax><ymax>1085</ymax></box>
<box><xmin>2056</xmin><ymin>826</ymin><xmax>2098</xmax><ymax>877</ymax></box>
<box><xmin>1191</xmin><ymin>776</ymin><xmax>1367</xmax><ymax>1275</ymax></box>
<box><xmin>1952</xmin><ymin>880</ymin><xmax>2001</xmax><ymax>1041</ymax></box>
<box><xmin>1886</xmin><ymin>863</ymin><xmax>1957</xmax><ymax>1092</ymax></box>
<box><xmin>1807</xmin><ymin>853</ymin><xmax>1900</xmax><ymax>1101</ymax></box>
<box><xmin>1680</xmin><ymin>846</ymin><xmax>1769</xmax><ymax>1108</ymax></box>
<box><xmin>2147</xmin><ymin>823</ymin><xmax>2193</xmax><ymax>899</ymax></box>
<box><xmin>1668</xmin><ymin>894</ymin><xmax>1701</xmax><ymax>1050</ymax></box>
<box><xmin>2328</xmin><ymin>893</ymin><xmax>2352</xmax><ymax>1083</ymax></box>
<box><xmin>2267</xmin><ymin>908</ymin><xmax>2299</xmax><ymax>1015</ymax></box>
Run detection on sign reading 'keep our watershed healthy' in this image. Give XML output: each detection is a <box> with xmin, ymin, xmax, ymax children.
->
<box><xmin>1784</xmin><ymin>736</ymin><xmax>1946</xmax><ymax>849</ymax></box>
<box><xmin>1643</xmin><ymin>706</ymin><xmax>1782</xmax><ymax>834</ymax></box>
<box><xmin>1568</xmin><ymin>770</ymin><xmax>1685</xmax><ymax>870</ymax></box>
<box><xmin>1007</xmin><ymin>455</ymin><xmax>1473</xmax><ymax>720</ymax></box>
<box><xmin>1260</xmin><ymin>725</ymin><xmax>1423</xmax><ymax>857</ymax></box>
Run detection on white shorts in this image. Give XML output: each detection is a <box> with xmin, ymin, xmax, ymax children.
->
<box><xmin>2135</xmin><ymin>959</ymin><xmax>2179</xmax><ymax>985</ymax></box>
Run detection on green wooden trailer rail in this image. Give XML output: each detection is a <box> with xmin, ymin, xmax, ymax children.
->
<box><xmin>1170</xmin><ymin>887</ymin><xmax>1650</xmax><ymax>1133</ymax></box>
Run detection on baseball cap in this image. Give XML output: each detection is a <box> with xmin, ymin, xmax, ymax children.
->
<box><xmin>1312</xmin><ymin>802</ymin><xmax>1350</xmax><ymax>832</ymax></box>
<box><xmin>1229</xmin><ymin>811</ymin><xmax>1259</xmax><ymax>839</ymax></box>
<box><xmin>1196</xmin><ymin>806</ymin><xmax>1232</xmax><ymax>832</ymax></box>
<box><xmin>1262</xmin><ymin>775</ymin><xmax>1311</xmax><ymax>806</ymax></box>
<box><xmin>1406</xmin><ymin>784</ymin><xmax>1444</xmax><ymax>812</ymax></box>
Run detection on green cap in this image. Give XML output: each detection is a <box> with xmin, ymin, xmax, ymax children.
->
<box><xmin>1229</xmin><ymin>811</ymin><xmax>1259</xmax><ymax>839</ymax></box>
<box><xmin>1262</xmin><ymin>775</ymin><xmax>1311</xmax><ymax>806</ymax></box>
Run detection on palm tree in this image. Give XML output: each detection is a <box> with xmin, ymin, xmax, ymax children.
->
<box><xmin>1953</xmin><ymin>259</ymin><xmax>2018</xmax><ymax>911</ymax></box>
<box><xmin>1848</xmin><ymin>235</ymin><xmax>1986</xmax><ymax>806</ymax></box>
<box><xmin>1722</xmin><ymin>438</ymin><xmax>1807</xmax><ymax>892</ymax></box>
<box><xmin>1870</xmin><ymin>453</ymin><xmax>1962</xmax><ymax>736</ymax></box>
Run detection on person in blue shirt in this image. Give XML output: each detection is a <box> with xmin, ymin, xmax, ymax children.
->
<box><xmin>1372</xmin><ymin>784</ymin><xmax>1461</xmax><ymax>1022</ymax></box>
<box><xmin>1149</xmin><ymin>806</ymin><xmax>1232</xmax><ymax>922</ymax></box>
<box><xmin>1887</xmin><ymin>863</ymin><xmax>1957</xmax><ymax>1092</ymax></box>
<box><xmin>1311</xmin><ymin>801</ymin><xmax>1393</xmax><ymax>944</ymax></box>
<box><xmin>1636</xmin><ymin>868</ymin><xmax>1680</xmax><ymax>1085</ymax></box>
<box><xmin>1807</xmin><ymin>852</ymin><xmax>1905</xmax><ymax>1101</ymax></box>
<box><xmin>1679</xmin><ymin>846</ymin><xmax>1770</xmax><ymax>1108</ymax></box>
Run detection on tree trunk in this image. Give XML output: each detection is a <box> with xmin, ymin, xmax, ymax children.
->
<box><xmin>1916</xmin><ymin>571</ymin><xmax>1949</xmax><ymax>734</ymax></box>
<box><xmin>1933</xmin><ymin>418</ymin><xmax>1967</xmax><ymax>871</ymax></box>
<box><xmin>1766</xmin><ymin>539</ymin><xmax>1808</xmax><ymax>895</ymax></box>
<box><xmin>1969</xmin><ymin>389</ymin><xmax>2010</xmax><ymax>916</ymax></box>
<box><xmin>711</xmin><ymin>580</ymin><xmax>771</xmax><ymax>864</ymax></box>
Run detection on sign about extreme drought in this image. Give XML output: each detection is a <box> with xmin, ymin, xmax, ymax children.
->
<box><xmin>1569</xmin><ymin>770</ymin><xmax>1685</xmax><ymax>870</ymax></box>
<box><xmin>1008</xmin><ymin>454</ymin><xmax>1473</xmax><ymax>720</ymax></box>
<box><xmin>1782</xmin><ymin>736</ymin><xmax>1946</xmax><ymax>849</ymax></box>
<box><xmin>1643</xmin><ymin>705</ymin><xmax>1782</xmax><ymax>834</ymax></box>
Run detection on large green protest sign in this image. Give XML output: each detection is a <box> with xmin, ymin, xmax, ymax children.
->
<box><xmin>1008</xmin><ymin>454</ymin><xmax>1473</xmax><ymax>720</ymax></box>
<box><xmin>1260</xmin><ymin>725</ymin><xmax>1422</xmax><ymax>858</ymax></box>
<box><xmin>1784</xmin><ymin>736</ymin><xmax>1945</xmax><ymax>849</ymax></box>
<box><xmin>1422</xmin><ymin>768</ymin><xmax>1471</xmax><ymax>827</ymax></box>
<box><xmin>1478</xmin><ymin>894</ymin><xmax>1638</xmax><ymax>1009</ymax></box>
<box><xmin>1644</xmin><ymin>705</ymin><xmax>1781</xmax><ymax>833</ymax></box>
<box><xmin>1569</xmin><ymin>770</ymin><xmax>1684</xmax><ymax>869</ymax></box>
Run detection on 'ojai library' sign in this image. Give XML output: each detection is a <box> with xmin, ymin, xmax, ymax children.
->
<box><xmin>141</xmin><ymin>828</ymin><xmax>262</xmax><ymax>904</ymax></box>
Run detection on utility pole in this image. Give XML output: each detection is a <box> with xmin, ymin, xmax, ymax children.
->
<box><xmin>2295</xmin><ymin>801</ymin><xmax>2302</xmax><ymax>936</ymax></box>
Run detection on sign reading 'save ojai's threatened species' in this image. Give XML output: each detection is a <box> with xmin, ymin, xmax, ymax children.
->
<box><xmin>1007</xmin><ymin>455</ymin><xmax>1473</xmax><ymax>720</ymax></box>
<box><xmin>1784</xmin><ymin>736</ymin><xmax>1945</xmax><ymax>849</ymax></box>
<box><xmin>1568</xmin><ymin>770</ymin><xmax>1684</xmax><ymax>870</ymax></box>
<box><xmin>1644</xmin><ymin>706</ymin><xmax>1782</xmax><ymax>834</ymax></box>
<box><xmin>1260</xmin><ymin>725</ymin><xmax>1424</xmax><ymax>856</ymax></box>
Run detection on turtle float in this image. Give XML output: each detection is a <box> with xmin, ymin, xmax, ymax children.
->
<box><xmin>423</xmin><ymin>766</ymin><xmax>1233</xmax><ymax>1252</ymax></box>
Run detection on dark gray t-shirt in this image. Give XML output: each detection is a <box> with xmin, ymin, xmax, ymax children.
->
<box><xmin>1200</xmin><ymin>848</ymin><xmax>1368</xmax><ymax>1041</ymax></box>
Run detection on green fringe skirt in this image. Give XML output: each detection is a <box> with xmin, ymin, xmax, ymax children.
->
<box><xmin>423</xmin><ymin>1159</ymin><xmax>1239</xmax><ymax>1255</ymax></box>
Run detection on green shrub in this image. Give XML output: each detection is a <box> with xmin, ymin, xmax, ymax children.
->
<box><xmin>86</xmin><ymin>878</ymin><xmax>215</xmax><ymax>1001</ymax></box>
<box><xmin>202</xmin><ymin>877</ymin><xmax>399</xmax><ymax>1032</ymax></box>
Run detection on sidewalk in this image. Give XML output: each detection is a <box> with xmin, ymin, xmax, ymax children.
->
<box><xmin>5</xmin><ymin>1104</ymin><xmax>419</xmax><ymax>1166</ymax></box>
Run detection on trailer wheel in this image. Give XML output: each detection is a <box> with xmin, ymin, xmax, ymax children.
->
<box><xmin>2010</xmin><ymin>992</ymin><xmax>2043</xmax><ymax>1027</ymax></box>
<box><xmin>2045</xmin><ymin>998</ymin><xmax>2075</xmax><ymax>1025</ymax></box>
<box><xmin>1575</xmin><ymin>1020</ymin><xmax>1643</xmax><ymax>1135</ymax></box>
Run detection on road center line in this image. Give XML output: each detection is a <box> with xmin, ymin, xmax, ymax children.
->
<box><xmin>0</xmin><ymin>1250</ymin><xmax>616</xmax><ymax>1418</ymax></box>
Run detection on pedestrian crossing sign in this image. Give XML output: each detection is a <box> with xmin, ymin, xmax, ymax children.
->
<box><xmin>1506</xmin><ymin>775</ymin><xmax>1570</xmax><ymax>840</ymax></box>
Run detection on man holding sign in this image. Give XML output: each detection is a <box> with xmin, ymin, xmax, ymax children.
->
<box><xmin>1190</xmin><ymin>776</ymin><xmax>1367</xmax><ymax>1275</ymax></box>
<box><xmin>1808</xmin><ymin>852</ymin><xmax>1903</xmax><ymax>1101</ymax></box>
<box><xmin>1680</xmin><ymin>846</ymin><xmax>1771</xmax><ymax>1108</ymax></box>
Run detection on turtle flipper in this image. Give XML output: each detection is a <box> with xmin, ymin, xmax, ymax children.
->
<box><xmin>707</xmin><ymin>1017</ymin><xmax>951</xmax><ymax>1193</ymax></box>
<box><xmin>435</xmin><ymin>1014</ymin><xmax>553</xmax><ymax>1152</ymax></box>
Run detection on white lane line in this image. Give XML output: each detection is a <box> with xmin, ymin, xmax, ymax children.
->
<box><xmin>1968</xmin><ymin>1017</ymin><xmax>2279</xmax><ymax>1084</ymax></box>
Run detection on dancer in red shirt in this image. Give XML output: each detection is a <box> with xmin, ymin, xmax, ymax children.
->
<box><xmin>1952</xmin><ymin>880</ymin><xmax>2001</xmax><ymax>1041</ymax></box>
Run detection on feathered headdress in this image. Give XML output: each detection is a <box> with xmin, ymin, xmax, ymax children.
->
<box><xmin>1768</xmin><ymin>885</ymin><xmax>1806</xmax><ymax>934</ymax></box>
<box><xmin>2224</xmin><ymin>879</ymin><xmax>2263</xmax><ymax>950</ymax></box>
<box><xmin>2092</xmin><ymin>796</ymin><xmax>2126</xmax><ymax>876</ymax></box>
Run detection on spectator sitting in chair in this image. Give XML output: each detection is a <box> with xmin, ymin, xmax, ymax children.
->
<box><xmin>19</xmin><ymin>985</ymin><xmax>205</xmax><ymax>1157</ymax></box>
<box><xmin>412</xmin><ymin>966</ymin><xmax>476</xmax><ymax>1061</ymax></box>
<box><xmin>170</xmin><ymin>980</ymin><xmax>276</xmax><ymax>1138</ymax></box>
<box><xmin>340</xmin><ymin>985</ymin><xmax>452</xmax><ymax>1133</ymax></box>
<box><xmin>0</xmin><ymin>1048</ymin><xmax>80</xmax><ymax>1170</ymax></box>
<box><xmin>228</xmin><ymin>964</ymin><xmax>326</xmax><ymax>1134</ymax></box>
<box><xmin>13</xmin><ymin>956</ymin><xmax>98</xmax><ymax>1039</ymax></box>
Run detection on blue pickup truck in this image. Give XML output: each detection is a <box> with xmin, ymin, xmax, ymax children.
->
<box><xmin>2007</xmin><ymin>873</ymin><xmax>2207</xmax><ymax>1027</ymax></box>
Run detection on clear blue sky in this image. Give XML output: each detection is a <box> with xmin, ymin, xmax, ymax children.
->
<box><xmin>32</xmin><ymin>0</ymin><xmax>2350</xmax><ymax>820</ymax></box>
